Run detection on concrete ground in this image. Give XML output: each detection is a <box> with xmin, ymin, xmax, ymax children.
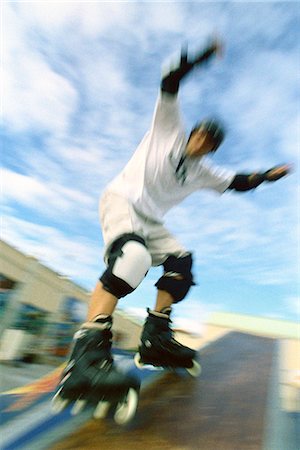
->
<box><xmin>0</xmin><ymin>361</ymin><xmax>57</xmax><ymax>393</ymax></box>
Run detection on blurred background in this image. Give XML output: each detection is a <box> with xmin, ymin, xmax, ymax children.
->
<box><xmin>1</xmin><ymin>1</ymin><xmax>299</xmax><ymax>449</ymax></box>
<box><xmin>0</xmin><ymin>240</ymin><xmax>88</xmax><ymax>372</ymax></box>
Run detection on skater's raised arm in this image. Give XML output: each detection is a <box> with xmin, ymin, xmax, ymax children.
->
<box><xmin>150</xmin><ymin>39</ymin><xmax>223</xmax><ymax>136</ymax></box>
<box><xmin>227</xmin><ymin>164</ymin><xmax>291</xmax><ymax>191</ymax></box>
<box><xmin>161</xmin><ymin>38</ymin><xmax>223</xmax><ymax>95</ymax></box>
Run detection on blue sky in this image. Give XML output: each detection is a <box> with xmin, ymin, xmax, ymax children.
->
<box><xmin>2</xmin><ymin>1</ymin><xmax>299</xmax><ymax>332</ymax></box>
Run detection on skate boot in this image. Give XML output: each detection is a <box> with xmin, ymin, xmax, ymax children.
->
<box><xmin>52</xmin><ymin>316</ymin><xmax>140</xmax><ymax>424</ymax></box>
<box><xmin>134</xmin><ymin>308</ymin><xmax>201</xmax><ymax>377</ymax></box>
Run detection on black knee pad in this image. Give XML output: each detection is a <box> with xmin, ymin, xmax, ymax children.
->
<box><xmin>100</xmin><ymin>233</ymin><xmax>152</xmax><ymax>299</ymax></box>
<box><xmin>155</xmin><ymin>253</ymin><xmax>195</xmax><ymax>303</ymax></box>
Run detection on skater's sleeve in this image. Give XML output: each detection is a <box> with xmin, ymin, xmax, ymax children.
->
<box><xmin>195</xmin><ymin>158</ymin><xmax>236</xmax><ymax>193</ymax></box>
<box><xmin>150</xmin><ymin>92</ymin><xmax>183</xmax><ymax>135</ymax></box>
<box><xmin>150</xmin><ymin>40</ymin><xmax>221</xmax><ymax>136</ymax></box>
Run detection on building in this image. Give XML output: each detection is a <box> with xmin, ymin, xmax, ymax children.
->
<box><xmin>0</xmin><ymin>240</ymin><xmax>141</xmax><ymax>362</ymax></box>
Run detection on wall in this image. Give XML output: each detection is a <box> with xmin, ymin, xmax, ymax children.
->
<box><xmin>1</xmin><ymin>240</ymin><xmax>89</xmax><ymax>313</ymax></box>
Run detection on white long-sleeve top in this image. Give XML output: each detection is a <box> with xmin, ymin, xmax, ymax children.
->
<box><xmin>107</xmin><ymin>92</ymin><xmax>235</xmax><ymax>223</ymax></box>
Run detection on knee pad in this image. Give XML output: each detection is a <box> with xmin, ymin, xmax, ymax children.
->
<box><xmin>155</xmin><ymin>253</ymin><xmax>195</xmax><ymax>303</ymax></box>
<box><xmin>100</xmin><ymin>233</ymin><xmax>152</xmax><ymax>299</ymax></box>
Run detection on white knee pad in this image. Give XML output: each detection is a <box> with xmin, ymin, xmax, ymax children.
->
<box><xmin>100</xmin><ymin>234</ymin><xmax>152</xmax><ymax>298</ymax></box>
<box><xmin>113</xmin><ymin>240</ymin><xmax>152</xmax><ymax>289</ymax></box>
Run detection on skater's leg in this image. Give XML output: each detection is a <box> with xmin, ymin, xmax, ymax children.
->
<box><xmin>53</xmin><ymin>299</ymin><xmax>138</xmax><ymax>420</ymax></box>
<box><xmin>87</xmin><ymin>231</ymin><xmax>153</xmax><ymax>322</ymax></box>
<box><xmin>155</xmin><ymin>253</ymin><xmax>195</xmax><ymax>304</ymax></box>
<box><xmin>54</xmin><ymin>233</ymin><xmax>152</xmax><ymax>416</ymax></box>
<box><xmin>137</xmin><ymin>306</ymin><xmax>199</xmax><ymax>373</ymax></box>
<box><xmin>136</xmin><ymin>252</ymin><xmax>200</xmax><ymax>375</ymax></box>
<box><xmin>53</xmin><ymin>193</ymin><xmax>154</xmax><ymax>421</ymax></box>
<box><xmin>87</xmin><ymin>281</ymin><xmax>118</xmax><ymax>320</ymax></box>
<box><xmin>154</xmin><ymin>289</ymin><xmax>173</xmax><ymax>312</ymax></box>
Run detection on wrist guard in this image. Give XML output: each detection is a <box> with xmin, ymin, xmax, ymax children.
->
<box><xmin>228</xmin><ymin>173</ymin><xmax>265</xmax><ymax>191</ymax></box>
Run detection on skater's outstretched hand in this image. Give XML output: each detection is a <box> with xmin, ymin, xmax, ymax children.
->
<box><xmin>264</xmin><ymin>164</ymin><xmax>292</xmax><ymax>182</ymax></box>
<box><xmin>161</xmin><ymin>37</ymin><xmax>223</xmax><ymax>95</ymax></box>
<box><xmin>228</xmin><ymin>163</ymin><xmax>292</xmax><ymax>191</ymax></box>
<box><xmin>178</xmin><ymin>37</ymin><xmax>223</xmax><ymax>75</ymax></box>
<box><xmin>192</xmin><ymin>37</ymin><xmax>223</xmax><ymax>66</ymax></box>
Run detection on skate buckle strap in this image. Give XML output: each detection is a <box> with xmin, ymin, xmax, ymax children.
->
<box><xmin>93</xmin><ymin>314</ymin><xmax>111</xmax><ymax>322</ymax></box>
<box><xmin>147</xmin><ymin>308</ymin><xmax>171</xmax><ymax>320</ymax></box>
<box><xmin>80</xmin><ymin>321</ymin><xmax>112</xmax><ymax>331</ymax></box>
<box><xmin>160</xmin><ymin>306</ymin><xmax>172</xmax><ymax>316</ymax></box>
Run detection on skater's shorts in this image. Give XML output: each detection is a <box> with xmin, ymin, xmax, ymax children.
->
<box><xmin>99</xmin><ymin>191</ymin><xmax>187</xmax><ymax>267</ymax></box>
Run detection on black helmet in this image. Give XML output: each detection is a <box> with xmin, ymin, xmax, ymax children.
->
<box><xmin>193</xmin><ymin>118</ymin><xmax>226</xmax><ymax>151</ymax></box>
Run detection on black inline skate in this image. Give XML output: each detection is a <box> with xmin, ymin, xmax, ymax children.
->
<box><xmin>134</xmin><ymin>308</ymin><xmax>201</xmax><ymax>377</ymax></box>
<box><xmin>52</xmin><ymin>316</ymin><xmax>140</xmax><ymax>424</ymax></box>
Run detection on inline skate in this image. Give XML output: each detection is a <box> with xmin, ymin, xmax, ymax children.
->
<box><xmin>52</xmin><ymin>316</ymin><xmax>140</xmax><ymax>425</ymax></box>
<box><xmin>134</xmin><ymin>308</ymin><xmax>201</xmax><ymax>377</ymax></box>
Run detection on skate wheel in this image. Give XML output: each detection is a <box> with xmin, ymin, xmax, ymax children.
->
<box><xmin>71</xmin><ymin>399</ymin><xmax>87</xmax><ymax>416</ymax></box>
<box><xmin>93</xmin><ymin>400</ymin><xmax>111</xmax><ymax>419</ymax></box>
<box><xmin>114</xmin><ymin>388</ymin><xmax>139</xmax><ymax>425</ymax></box>
<box><xmin>134</xmin><ymin>352</ymin><xmax>145</xmax><ymax>369</ymax></box>
<box><xmin>51</xmin><ymin>390</ymin><xmax>69</xmax><ymax>414</ymax></box>
<box><xmin>186</xmin><ymin>359</ymin><xmax>201</xmax><ymax>377</ymax></box>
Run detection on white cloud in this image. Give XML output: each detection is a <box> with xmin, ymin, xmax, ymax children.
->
<box><xmin>214</xmin><ymin>48</ymin><xmax>299</xmax><ymax>173</ymax></box>
<box><xmin>2</xmin><ymin>168</ymin><xmax>95</xmax><ymax>217</ymax></box>
<box><xmin>11</xmin><ymin>2</ymin><xmax>83</xmax><ymax>32</ymax></box>
<box><xmin>278</xmin><ymin>114</ymin><xmax>300</xmax><ymax>160</ymax></box>
<box><xmin>285</xmin><ymin>296</ymin><xmax>300</xmax><ymax>317</ymax></box>
<box><xmin>3</xmin><ymin>169</ymin><xmax>55</xmax><ymax>208</ymax></box>
<box><xmin>2</xmin><ymin>215</ymin><xmax>102</xmax><ymax>286</ymax></box>
<box><xmin>3</xmin><ymin>5</ymin><xmax>78</xmax><ymax>134</ymax></box>
<box><xmin>44</xmin><ymin>137</ymin><xmax>127</xmax><ymax>197</ymax></box>
<box><xmin>14</xmin><ymin>2</ymin><xmax>138</xmax><ymax>37</ymax></box>
<box><xmin>165</xmin><ymin>184</ymin><xmax>297</xmax><ymax>286</ymax></box>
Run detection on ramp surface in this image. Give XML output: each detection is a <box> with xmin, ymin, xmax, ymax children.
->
<box><xmin>52</xmin><ymin>332</ymin><xmax>276</xmax><ymax>450</ymax></box>
<box><xmin>0</xmin><ymin>350</ymin><xmax>159</xmax><ymax>449</ymax></box>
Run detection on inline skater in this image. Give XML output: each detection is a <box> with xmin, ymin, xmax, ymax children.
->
<box><xmin>53</xmin><ymin>38</ymin><xmax>290</xmax><ymax>422</ymax></box>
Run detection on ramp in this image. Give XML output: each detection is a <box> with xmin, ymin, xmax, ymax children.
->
<box><xmin>52</xmin><ymin>332</ymin><xmax>277</xmax><ymax>450</ymax></box>
<box><xmin>0</xmin><ymin>350</ymin><xmax>160</xmax><ymax>450</ymax></box>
